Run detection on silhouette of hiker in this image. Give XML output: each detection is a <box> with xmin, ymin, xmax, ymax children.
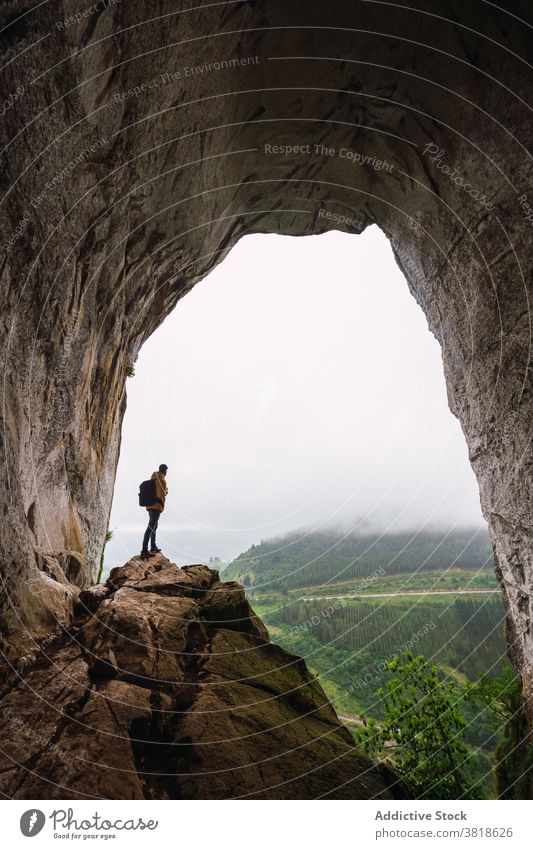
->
<box><xmin>140</xmin><ymin>464</ymin><xmax>168</xmax><ymax>559</ymax></box>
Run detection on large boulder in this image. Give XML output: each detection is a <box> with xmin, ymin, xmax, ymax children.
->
<box><xmin>0</xmin><ymin>557</ymin><xmax>406</xmax><ymax>799</ymax></box>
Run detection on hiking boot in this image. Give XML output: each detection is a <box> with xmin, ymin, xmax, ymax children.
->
<box><xmin>140</xmin><ymin>551</ymin><xmax>155</xmax><ymax>560</ymax></box>
<box><xmin>150</xmin><ymin>547</ymin><xmax>162</xmax><ymax>554</ymax></box>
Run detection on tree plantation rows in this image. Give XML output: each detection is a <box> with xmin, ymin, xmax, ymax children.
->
<box><xmin>266</xmin><ymin>595</ymin><xmax>507</xmax><ymax>681</ymax></box>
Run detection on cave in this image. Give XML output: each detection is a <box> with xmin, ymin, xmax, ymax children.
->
<box><xmin>0</xmin><ymin>0</ymin><xmax>531</xmax><ymax>798</ymax></box>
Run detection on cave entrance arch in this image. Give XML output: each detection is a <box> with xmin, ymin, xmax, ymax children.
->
<box><xmin>1</xmin><ymin>0</ymin><xmax>530</xmax><ymax>736</ymax></box>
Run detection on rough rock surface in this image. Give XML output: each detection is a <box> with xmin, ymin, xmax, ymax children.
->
<box><xmin>0</xmin><ymin>558</ymin><xmax>406</xmax><ymax>799</ymax></box>
<box><xmin>0</xmin><ymin>2</ymin><xmax>532</xmax><ymax>727</ymax></box>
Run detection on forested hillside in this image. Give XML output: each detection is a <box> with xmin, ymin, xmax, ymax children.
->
<box><xmin>226</xmin><ymin>525</ymin><xmax>509</xmax><ymax>797</ymax></box>
<box><xmin>225</xmin><ymin>527</ymin><xmax>494</xmax><ymax>591</ymax></box>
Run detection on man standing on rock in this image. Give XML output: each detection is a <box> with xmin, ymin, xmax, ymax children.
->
<box><xmin>140</xmin><ymin>464</ymin><xmax>168</xmax><ymax>560</ymax></box>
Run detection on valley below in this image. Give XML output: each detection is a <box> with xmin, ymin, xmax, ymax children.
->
<box><xmin>222</xmin><ymin>528</ymin><xmax>515</xmax><ymax>797</ymax></box>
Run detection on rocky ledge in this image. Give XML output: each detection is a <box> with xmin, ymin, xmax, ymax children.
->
<box><xmin>0</xmin><ymin>556</ymin><xmax>406</xmax><ymax>799</ymax></box>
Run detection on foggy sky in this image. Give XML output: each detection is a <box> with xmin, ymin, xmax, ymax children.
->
<box><xmin>107</xmin><ymin>227</ymin><xmax>485</xmax><ymax>566</ymax></box>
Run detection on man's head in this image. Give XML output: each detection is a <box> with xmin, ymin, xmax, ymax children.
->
<box><xmin>159</xmin><ymin>463</ymin><xmax>168</xmax><ymax>476</ymax></box>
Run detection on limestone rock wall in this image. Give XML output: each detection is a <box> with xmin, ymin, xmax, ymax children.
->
<box><xmin>0</xmin><ymin>1</ymin><xmax>532</xmax><ymax>720</ymax></box>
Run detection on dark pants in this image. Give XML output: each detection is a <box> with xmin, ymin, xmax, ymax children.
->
<box><xmin>142</xmin><ymin>509</ymin><xmax>161</xmax><ymax>552</ymax></box>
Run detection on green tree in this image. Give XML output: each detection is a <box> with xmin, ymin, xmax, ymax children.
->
<box><xmin>464</xmin><ymin>669</ymin><xmax>533</xmax><ymax>799</ymax></box>
<box><xmin>355</xmin><ymin>652</ymin><xmax>479</xmax><ymax>799</ymax></box>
